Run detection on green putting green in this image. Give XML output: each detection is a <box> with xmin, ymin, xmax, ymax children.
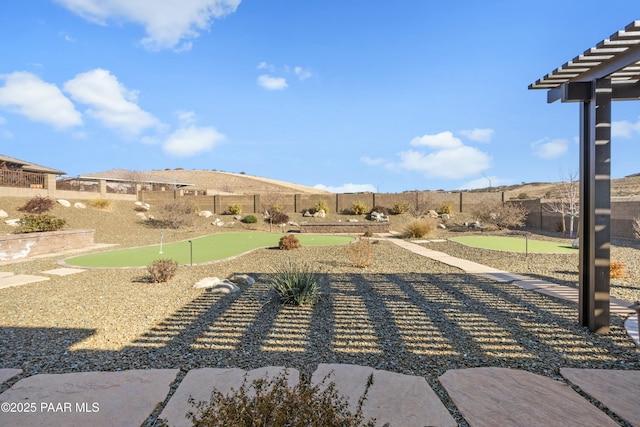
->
<box><xmin>65</xmin><ymin>232</ymin><xmax>355</xmax><ymax>268</ymax></box>
<box><xmin>449</xmin><ymin>235</ymin><xmax>577</xmax><ymax>253</ymax></box>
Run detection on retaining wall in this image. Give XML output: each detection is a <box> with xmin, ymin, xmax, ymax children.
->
<box><xmin>0</xmin><ymin>229</ymin><xmax>95</xmax><ymax>262</ymax></box>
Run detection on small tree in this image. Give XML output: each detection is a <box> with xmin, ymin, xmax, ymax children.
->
<box><xmin>471</xmin><ymin>201</ymin><xmax>528</xmax><ymax>230</ymax></box>
<box><xmin>544</xmin><ymin>171</ymin><xmax>579</xmax><ymax>238</ymax></box>
<box><xmin>151</xmin><ymin>199</ymin><xmax>197</xmax><ymax>229</ymax></box>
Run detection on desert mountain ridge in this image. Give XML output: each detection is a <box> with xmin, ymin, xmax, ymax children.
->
<box><xmin>141</xmin><ymin>169</ymin><xmax>640</xmax><ymax>198</ymax></box>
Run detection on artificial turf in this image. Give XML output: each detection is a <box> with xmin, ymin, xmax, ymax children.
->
<box><xmin>449</xmin><ymin>235</ymin><xmax>577</xmax><ymax>253</ymax></box>
<box><xmin>65</xmin><ymin>232</ymin><xmax>355</xmax><ymax>268</ymax></box>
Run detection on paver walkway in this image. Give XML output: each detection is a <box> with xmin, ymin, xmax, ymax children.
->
<box><xmin>0</xmin><ymin>236</ymin><xmax>638</xmax><ymax>426</ymax></box>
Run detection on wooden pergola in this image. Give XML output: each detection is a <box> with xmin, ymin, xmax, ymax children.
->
<box><xmin>529</xmin><ymin>20</ymin><xmax>640</xmax><ymax>333</ymax></box>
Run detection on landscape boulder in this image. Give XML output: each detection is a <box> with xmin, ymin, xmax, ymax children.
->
<box><xmin>198</xmin><ymin>210</ymin><xmax>213</xmax><ymax>218</ymax></box>
<box><xmin>57</xmin><ymin>199</ymin><xmax>71</xmax><ymax>207</ymax></box>
<box><xmin>0</xmin><ymin>209</ymin><xmax>8</xmax><ymax>218</ymax></box>
<box><xmin>4</xmin><ymin>218</ymin><xmax>20</xmax><ymax>227</ymax></box>
<box><xmin>369</xmin><ymin>211</ymin><xmax>389</xmax><ymax>222</ymax></box>
<box><xmin>74</xmin><ymin>202</ymin><xmax>87</xmax><ymax>209</ymax></box>
<box><xmin>572</xmin><ymin>237</ymin><xmax>579</xmax><ymax>248</ymax></box>
<box><xmin>313</xmin><ymin>209</ymin><xmax>326</xmax><ymax>218</ymax></box>
<box><xmin>229</xmin><ymin>274</ymin><xmax>255</xmax><ymax>286</ymax></box>
<box><xmin>427</xmin><ymin>210</ymin><xmax>439</xmax><ymax>219</ymax></box>
<box><xmin>194</xmin><ymin>277</ymin><xmax>240</xmax><ymax>293</ymax></box>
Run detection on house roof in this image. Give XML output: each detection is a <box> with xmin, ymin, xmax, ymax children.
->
<box><xmin>76</xmin><ymin>169</ymin><xmax>194</xmax><ymax>187</ymax></box>
<box><xmin>0</xmin><ymin>154</ymin><xmax>66</xmax><ymax>175</ymax></box>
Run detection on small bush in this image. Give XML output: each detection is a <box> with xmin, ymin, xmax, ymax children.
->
<box><xmin>314</xmin><ymin>200</ymin><xmax>330</xmax><ymax>215</ymax></box>
<box><xmin>268</xmin><ymin>259</ymin><xmax>322</xmax><ymax>306</ymax></box>
<box><xmin>242</xmin><ymin>215</ymin><xmax>258</xmax><ymax>224</ymax></box>
<box><xmin>90</xmin><ymin>198</ymin><xmax>112</xmax><ymax>209</ymax></box>
<box><xmin>610</xmin><ymin>261</ymin><xmax>627</xmax><ymax>279</ymax></box>
<box><xmin>268</xmin><ymin>211</ymin><xmax>290</xmax><ymax>225</ymax></box>
<box><xmin>183</xmin><ymin>370</ymin><xmax>377</xmax><ymax>427</ymax></box>
<box><xmin>403</xmin><ymin>218</ymin><xmax>436</xmax><ymax>238</ymax></box>
<box><xmin>471</xmin><ymin>201</ymin><xmax>528</xmax><ymax>230</ymax></box>
<box><xmin>517</xmin><ymin>192</ymin><xmax>530</xmax><ymax>199</ymax></box>
<box><xmin>391</xmin><ymin>201</ymin><xmax>410</xmax><ymax>215</ymax></box>
<box><xmin>345</xmin><ymin>239</ymin><xmax>373</xmax><ymax>268</ymax></box>
<box><xmin>227</xmin><ymin>204</ymin><xmax>242</xmax><ymax>215</ymax></box>
<box><xmin>18</xmin><ymin>196</ymin><xmax>55</xmax><ymax>214</ymax></box>
<box><xmin>351</xmin><ymin>200</ymin><xmax>368</xmax><ymax>215</ymax></box>
<box><xmin>279</xmin><ymin>234</ymin><xmax>301</xmax><ymax>250</ymax></box>
<box><xmin>147</xmin><ymin>259</ymin><xmax>178</xmax><ymax>283</ymax></box>
<box><xmin>150</xmin><ymin>200</ymin><xmax>196</xmax><ymax>229</ymax></box>
<box><xmin>16</xmin><ymin>214</ymin><xmax>67</xmax><ymax>233</ymax></box>
<box><xmin>437</xmin><ymin>202</ymin><xmax>454</xmax><ymax>215</ymax></box>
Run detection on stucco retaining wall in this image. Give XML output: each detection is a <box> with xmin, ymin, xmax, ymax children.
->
<box><xmin>0</xmin><ymin>229</ymin><xmax>95</xmax><ymax>261</ymax></box>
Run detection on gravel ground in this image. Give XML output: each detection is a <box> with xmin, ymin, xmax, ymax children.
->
<box><xmin>1</xmin><ymin>199</ymin><xmax>639</xmax><ymax>426</ymax></box>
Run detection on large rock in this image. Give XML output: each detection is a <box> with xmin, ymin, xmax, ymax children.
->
<box><xmin>313</xmin><ymin>209</ymin><xmax>326</xmax><ymax>218</ymax></box>
<box><xmin>229</xmin><ymin>274</ymin><xmax>255</xmax><ymax>286</ymax></box>
<box><xmin>0</xmin><ymin>209</ymin><xmax>8</xmax><ymax>218</ymax></box>
<box><xmin>369</xmin><ymin>211</ymin><xmax>389</xmax><ymax>222</ymax></box>
<box><xmin>57</xmin><ymin>199</ymin><xmax>71</xmax><ymax>207</ymax></box>
<box><xmin>4</xmin><ymin>218</ymin><xmax>20</xmax><ymax>227</ymax></box>
<box><xmin>74</xmin><ymin>202</ymin><xmax>87</xmax><ymax>209</ymax></box>
<box><xmin>198</xmin><ymin>210</ymin><xmax>213</xmax><ymax>218</ymax></box>
<box><xmin>194</xmin><ymin>277</ymin><xmax>239</xmax><ymax>293</ymax></box>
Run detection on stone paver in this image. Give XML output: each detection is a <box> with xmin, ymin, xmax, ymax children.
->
<box><xmin>0</xmin><ymin>274</ymin><xmax>49</xmax><ymax>290</ymax></box>
<box><xmin>41</xmin><ymin>268</ymin><xmax>86</xmax><ymax>276</ymax></box>
<box><xmin>0</xmin><ymin>368</ymin><xmax>22</xmax><ymax>385</ymax></box>
<box><xmin>312</xmin><ymin>363</ymin><xmax>457</xmax><ymax>427</ymax></box>
<box><xmin>561</xmin><ymin>368</ymin><xmax>640</xmax><ymax>426</ymax></box>
<box><xmin>0</xmin><ymin>369</ymin><xmax>179</xmax><ymax>427</ymax></box>
<box><xmin>439</xmin><ymin>367</ymin><xmax>620</xmax><ymax>427</ymax></box>
<box><xmin>160</xmin><ymin>367</ymin><xmax>298</xmax><ymax>427</ymax></box>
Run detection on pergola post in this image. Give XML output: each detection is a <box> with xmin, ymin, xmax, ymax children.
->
<box><xmin>578</xmin><ymin>79</ymin><xmax>611</xmax><ymax>333</ymax></box>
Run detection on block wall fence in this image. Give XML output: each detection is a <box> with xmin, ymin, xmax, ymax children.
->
<box><xmin>138</xmin><ymin>190</ymin><xmax>640</xmax><ymax>240</ymax></box>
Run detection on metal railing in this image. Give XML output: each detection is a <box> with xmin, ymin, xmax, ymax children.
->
<box><xmin>0</xmin><ymin>169</ymin><xmax>45</xmax><ymax>188</ymax></box>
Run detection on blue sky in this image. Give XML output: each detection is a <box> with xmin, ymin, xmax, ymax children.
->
<box><xmin>1</xmin><ymin>1</ymin><xmax>639</xmax><ymax>193</ymax></box>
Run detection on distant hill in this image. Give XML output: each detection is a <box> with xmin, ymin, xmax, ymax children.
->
<box><xmin>471</xmin><ymin>175</ymin><xmax>640</xmax><ymax>199</ymax></box>
<box><xmin>148</xmin><ymin>169</ymin><xmax>332</xmax><ymax>195</ymax></box>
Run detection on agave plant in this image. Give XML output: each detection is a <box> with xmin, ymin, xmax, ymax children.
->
<box><xmin>268</xmin><ymin>258</ymin><xmax>322</xmax><ymax>306</ymax></box>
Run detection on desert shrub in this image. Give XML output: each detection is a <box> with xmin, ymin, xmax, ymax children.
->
<box><xmin>610</xmin><ymin>261</ymin><xmax>627</xmax><ymax>279</ymax></box>
<box><xmin>268</xmin><ymin>259</ymin><xmax>321</xmax><ymax>306</ymax></box>
<box><xmin>633</xmin><ymin>217</ymin><xmax>640</xmax><ymax>239</ymax></box>
<box><xmin>403</xmin><ymin>218</ymin><xmax>436</xmax><ymax>238</ymax></box>
<box><xmin>471</xmin><ymin>201</ymin><xmax>528</xmax><ymax>230</ymax></box>
<box><xmin>351</xmin><ymin>200</ymin><xmax>368</xmax><ymax>215</ymax></box>
<box><xmin>268</xmin><ymin>211</ymin><xmax>290</xmax><ymax>225</ymax></box>
<box><xmin>314</xmin><ymin>200</ymin><xmax>330</xmax><ymax>215</ymax></box>
<box><xmin>279</xmin><ymin>234</ymin><xmax>301</xmax><ymax>250</ymax></box>
<box><xmin>182</xmin><ymin>370</ymin><xmax>377</xmax><ymax>427</ymax></box>
<box><xmin>16</xmin><ymin>214</ymin><xmax>67</xmax><ymax>233</ymax></box>
<box><xmin>517</xmin><ymin>192</ymin><xmax>530</xmax><ymax>199</ymax></box>
<box><xmin>242</xmin><ymin>215</ymin><xmax>258</xmax><ymax>224</ymax></box>
<box><xmin>150</xmin><ymin>199</ymin><xmax>196</xmax><ymax>229</ymax></box>
<box><xmin>391</xmin><ymin>201</ymin><xmax>410</xmax><ymax>215</ymax></box>
<box><xmin>437</xmin><ymin>202</ymin><xmax>454</xmax><ymax>215</ymax></box>
<box><xmin>90</xmin><ymin>198</ymin><xmax>112</xmax><ymax>209</ymax></box>
<box><xmin>408</xmin><ymin>201</ymin><xmax>429</xmax><ymax>218</ymax></box>
<box><xmin>147</xmin><ymin>259</ymin><xmax>178</xmax><ymax>283</ymax></box>
<box><xmin>345</xmin><ymin>239</ymin><xmax>373</xmax><ymax>268</ymax></box>
<box><xmin>18</xmin><ymin>196</ymin><xmax>55</xmax><ymax>214</ymax></box>
<box><xmin>227</xmin><ymin>204</ymin><xmax>242</xmax><ymax>215</ymax></box>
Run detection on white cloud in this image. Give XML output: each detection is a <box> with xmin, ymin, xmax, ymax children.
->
<box><xmin>175</xmin><ymin>110</ymin><xmax>197</xmax><ymax>125</ymax></box>
<box><xmin>163</xmin><ymin>125</ymin><xmax>225</xmax><ymax>156</ymax></box>
<box><xmin>612</xmin><ymin>119</ymin><xmax>640</xmax><ymax>138</ymax></box>
<box><xmin>0</xmin><ymin>71</ymin><xmax>82</xmax><ymax>129</ymax></box>
<box><xmin>257</xmin><ymin>62</ymin><xmax>275</xmax><ymax>72</ymax></box>
<box><xmin>410</xmin><ymin>131</ymin><xmax>463</xmax><ymax>149</ymax></box>
<box><xmin>531</xmin><ymin>138</ymin><xmax>568</xmax><ymax>159</ymax></box>
<box><xmin>53</xmin><ymin>0</ymin><xmax>241</xmax><ymax>51</ymax></box>
<box><xmin>360</xmin><ymin>156</ymin><xmax>386</xmax><ymax>166</ymax></box>
<box><xmin>294</xmin><ymin>66</ymin><xmax>312</xmax><ymax>80</ymax></box>
<box><xmin>257</xmin><ymin>74</ymin><xmax>288</xmax><ymax>90</ymax></box>
<box><xmin>64</xmin><ymin>68</ymin><xmax>160</xmax><ymax>135</ymax></box>
<box><xmin>395</xmin><ymin>147</ymin><xmax>491</xmax><ymax>179</ymax></box>
<box><xmin>459</xmin><ymin>128</ymin><xmax>494</xmax><ymax>143</ymax></box>
<box><xmin>313</xmin><ymin>183</ymin><xmax>376</xmax><ymax>193</ymax></box>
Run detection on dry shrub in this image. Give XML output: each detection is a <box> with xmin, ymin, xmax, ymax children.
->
<box><xmin>151</xmin><ymin>199</ymin><xmax>197</xmax><ymax>229</ymax></box>
<box><xmin>403</xmin><ymin>218</ymin><xmax>436</xmax><ymax>238</ymax></box>
<box><xmin>610</xmin><ymin>261</ymin><xmax>627</xmax><ymax>279</ymax></box>
<box><xmin>182</xmin><ymin>370</ymin><xmax>377</xmax><ymax>427</ymax></box>
<box><xmin>345</xmin><ymin>239</ymin><xmax>373</xmax><ymax>268</ymax></box>
<box><xmin>90</xmin><ymin>198</ymin><xmax>112</xmax><ymax>209</ymax></box>
<box><xmin>147</xmin><ymin>259</ymin><xmax>178</xmax><ymax>283</ymax></box>
<box><xmin>18</xmin><ymin>196</ymin><xmax>54</xmax><ymax>214</ymax></box>
<box><xmin>471</xmin><ymin>201</ymin><xmax>528</xmax><ymax>230</ymax></box>
<box><xmin>279</xmin><ymin>234</ymin><xmax>301</xmax><ymax>250</ymax></box>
